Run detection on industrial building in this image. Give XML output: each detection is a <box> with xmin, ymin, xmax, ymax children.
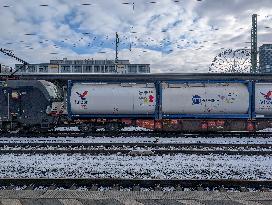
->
<box><xmin>0</xmin><ymin>64</ymin><xmax>13</xmax><ymax>73</ymax></box>
<box><xmin>14</xmin><ymin>58</ymin><xmax>150</xmax><ymax>74</ymax></box>
<box><xmin>259</xmin><ymin>44</ymin><xmax>272</xmax><ymax>73</ymax></box>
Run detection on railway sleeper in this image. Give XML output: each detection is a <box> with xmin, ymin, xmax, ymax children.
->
<box><xmin>0</xmin><ymin>180</ymin><xmax>270</xmax><ymax>191</ymax></box>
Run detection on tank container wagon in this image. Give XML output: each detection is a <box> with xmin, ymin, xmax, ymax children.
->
<box><xmin>253</xmin><ymin>82</ymin><xmax>272</xmax><ymax>130</ymax></box>
<box><xmin>67</xmin><ymin>81</ymin><xmax>158</xmax><ymax>131</ymax></box>
<box><xmin>66</xmin><ymin>79</ymin><xmax>272</xmax><ymax>132</ymax></box>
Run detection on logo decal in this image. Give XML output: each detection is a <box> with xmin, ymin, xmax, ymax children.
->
<box><xmin>76</xmin><ymin>91</ymin><xmax>88</xmax><ymax>100</ymax></box>
<box><xmin>192</xmin><ymin>93</ymin><xmax>236</xmax><ymax>105</ymax></box>
<box><xmin>149</xmin><ymin>95</ymin><xmax>154</xmax><ymax>103</ymax></box>
<box><xmin>139</xmin><ymin>90</ymin><xmax>155</xmax><ymax>106</ymax></box>
<box><xmin>218</xmin><ymin>94</ymin><xmax>236</xmax><ymax>104</ymax></box>
<box><xmin>261</xmin><ymin>91</ymin><xmax>272</xmax><ymax>100</ymax></box>
<box><xmin>74</xmin><ymin>90</ymin><xmax>88</xmax><ymax>109</ymax></box>
<box><xmin>260</xmin><ymin>91</ymin><xmax>272</xmax><ymax>106</ymax></box>
<box><xmin>192</xmin><ymin>95</ymin><xmax>202</xmax><ymax>105</ymax></box>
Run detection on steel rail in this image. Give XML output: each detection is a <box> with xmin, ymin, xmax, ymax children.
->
<box><xmin>1</xmin><ymin>148</ymin><xmax>271</xmax><ymax>155</ymax></box>
<box><xmin>0</xmin><ymin>178</ymin><xmax>271</xmax><ymax>190</ymax></box>
<box><xmin>0</xmin><ymin>142</ymin><xmax>271</xmax><ymax>148</ymax></box>
<box><xmin>1</xmin><ymin>131</ymin><xmax>272</xmax><ymax>138</ymax></box>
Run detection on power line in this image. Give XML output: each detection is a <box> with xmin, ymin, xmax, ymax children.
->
<box><xmin>0</xmin><ymin>48</ymin><xmax>29</xmax><ymax>76</ymax></box>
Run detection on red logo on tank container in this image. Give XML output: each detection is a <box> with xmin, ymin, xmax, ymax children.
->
<box><xmin>75</xmin><ymin>91</ymin><xmax>88</xmax><ymax>109</ymax></box>
<box><xmin>260</xmin><ymin>91</ymin><xmax>272</xmax><ymax>105</ymax></box>
<box><xmin>76</xmin><ymin>91</ymin><xmax>88</xmax><ymax>100</ymax></box>
<box><xmin>149</xmin><ymin>95</ymin><xmax>154</xmax><ymax>103</ymax></box>
<box><xmin>261</xmin><ymin>91</ymin><xmax>272</xmax><ymax>100</ymax></box>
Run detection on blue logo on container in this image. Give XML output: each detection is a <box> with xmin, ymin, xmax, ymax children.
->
<box><xmin>192</xmin><ymin>95</ymin><xmax>202</xmax><ymax>105</ymax></box>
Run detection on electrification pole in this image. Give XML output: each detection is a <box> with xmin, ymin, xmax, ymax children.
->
<box><xmin>115</xmin><ymin>32</ymin><xmax>119</xmax><ymax>63</ymax></box>
<box><xmin>251</xmin><ymin>14</ymin><xmax>258</xmax><ymax>73</ymax></box>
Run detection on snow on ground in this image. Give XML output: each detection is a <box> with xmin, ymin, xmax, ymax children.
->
<box><xmin>121</xmin><ymin>126</ymin><xmax>151</xmax><ymax>131</ymax></box>
<box><xmin>258</xmin><ymin>128</ymin><xmax>272</xmax><ymax>132</ymax></box>
<box><xmin>54</xmin><ymin>126</ymin><xmax>272</xmax><ymax>132</ymax></box>
<box><xmin>54</xmin><ymin>126</ymin><xmax>151</xmax><ymax>132</ymax></box>
<box><xmin>0</xmin><ymin>153</ymin><xmax>271</xmax><ymax>180</ymax></box>
<box><xmin>1</xmin><ymin>136</ymin><xmax>272</xmax><ymax>144</ymax></box>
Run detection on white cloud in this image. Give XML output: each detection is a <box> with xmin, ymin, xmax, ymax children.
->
<box><xmin>0</xmin><ymin>0</ymin><xmax>271</xmax><ymax>72</ymax></box>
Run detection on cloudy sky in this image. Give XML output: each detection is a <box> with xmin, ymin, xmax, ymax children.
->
<box><xmin>0</xmin><ymin>0</ymin><xmax>271</xmax><ymax>73</ymax></box>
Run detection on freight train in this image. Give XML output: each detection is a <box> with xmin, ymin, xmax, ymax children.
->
<box><xmin>0</xmin><ymin>80</ymin><xmax>63</xmax><ymax>132</ymax></box>
<box><xmin>1</xmin><ymin>78</ymin><xmax>272</xmax><ymax>133</ymax></box>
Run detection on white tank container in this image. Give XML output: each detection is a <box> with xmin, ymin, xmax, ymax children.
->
<box><xmin>69</xmin><ymin>83</ymin><xmax>156</xmax><ymax>115</ymax></box>
<box><xmin>162</xmin><ymin>83</ymin><xmax>249</xmax><ymax>115</ymax></box>
<box><xmin>255</xmin><ymin>83</ymin><xmax>272</xmax><ymax>116</ymax></box>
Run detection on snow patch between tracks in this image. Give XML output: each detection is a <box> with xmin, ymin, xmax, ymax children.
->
<box><xmin>0</xmin><ymin>153</ymin><xmax>271</xmax><ymax>180</ymax></box>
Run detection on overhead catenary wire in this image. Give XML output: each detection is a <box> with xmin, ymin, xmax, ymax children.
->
<box><xmin>0</xmin><ymin>48</ymin><xmax>29</xmax><ymax>77</ymax></box>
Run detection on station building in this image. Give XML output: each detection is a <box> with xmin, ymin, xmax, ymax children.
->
<box><xmin>14</xmin><ymin>58</ymin><xmax>150</xmax><ymax>74</ymax></box>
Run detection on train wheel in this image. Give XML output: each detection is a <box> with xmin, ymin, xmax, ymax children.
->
<box><xmin>3</xmin><ymin>123</ymin><xmax>11</xmax><ymax>133</ymax></box>
<box><xmin>2</xmin><ymin>122</ymin><xmax>19</xmax><ymax>133</ymax></box>
<box><xmin>105</xmin><ymin>123</ymin><xmax>120</xmax><ymax>132</ymax></box>
<box><xmin>78</xmin><ymin>124</ymin><xmax>94</xmax><ymax>132</ymax></box>
<box><xmin>29</xmin><ymin>126</ymin><xmax>41</xmax><ymax>133</ymax></box>
<box><xmin>20</xmin><ymin>126</ymin><xmax>30</xmax><ymax>134</ymax></box>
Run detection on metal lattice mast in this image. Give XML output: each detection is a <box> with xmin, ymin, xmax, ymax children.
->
<box><xmin>115</xmin><ymin>32</ymin><xmax>119</xmax><ymax>63</ymax></box>
<box><xmin>251</xmin><ymin>14</ymin><xmax>258</xmax><ymax>73</ymax></box>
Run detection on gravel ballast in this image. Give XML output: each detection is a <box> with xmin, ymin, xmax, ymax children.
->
<box><xmin>1</xmin><ymin>136</ymin><xmax>272</xmax><ymax>144</ymax></box>
<box><xmin>0</xmin><ymin>153</ymin><xmax>271</xmax><ymax>180</ymax></box>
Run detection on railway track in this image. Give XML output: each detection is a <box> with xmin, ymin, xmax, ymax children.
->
<box><xmin>1</xmin><ymin>142</ymin><xmax>271</xmax><ymax>155</ymax></box>
<box><xmin>1</xmin><ymin>131</ymin><xmax>272</xmax><ymax>138</ymax></box>
<box><xmin>0</xmin><ymin>178</ymin><xmax>271</xmax><ymax>191</ymax></box>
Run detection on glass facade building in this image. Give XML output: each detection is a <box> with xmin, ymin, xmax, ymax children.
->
<box><xmin>259</xmin><ymin>44</ymin><xmax>272</xmax><ymax>73</ymax></box>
